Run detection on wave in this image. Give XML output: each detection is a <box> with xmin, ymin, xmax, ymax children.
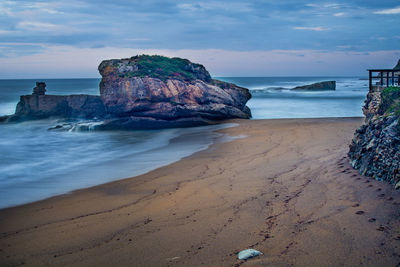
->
<box><xmin>0</xmin><ymin>102</ymin><xmax>16</xmax><ymax>116</ymax></box>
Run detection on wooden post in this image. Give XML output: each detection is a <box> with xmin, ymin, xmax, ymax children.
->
<box><xmin>380</xmin><ymin>71</ymin><xmax>383</xmax><ymax>86</ymax></box>
<box><xmin>386</xmin><ymin>71</ymin><xmax>389</xmax><ymax>87</ymax></box>
<box><xmin>369</xmin><ymin>70</ymin><xmax>372</xmax><ymax>90</ymax></box>
<box><xmin>397</xmin><ymin>71</ymin><xmax>400</xmax><ymax>86</ymax></box>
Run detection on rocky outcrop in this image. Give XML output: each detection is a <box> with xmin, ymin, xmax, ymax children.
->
<box><xmin>291</xmin><ymin>81</ymin><xmax>336</xmax><ymax>91</ymax></box>
<box><xmin>3</xmin><ymin>56</ymin><xmax>252</xmax><ymax>129</ymax></box>
<box><xmin>348</xmin><ymin>85</ymin><xmax>400</xmax><ymax>186</ymax></box>
<box><xmin>4</xmin><ymin>82</ymin><xmax>106</xmax><ymax>122</ymax></box>
<box><xmin>11</xmin><ymin>94</ymin><xmax>106</xmax><ymax>122</ymax></box>
<box><xmin>97</xmin><ymin>55</ymin><xmax>251</xmax><ymax>129</ymax></box>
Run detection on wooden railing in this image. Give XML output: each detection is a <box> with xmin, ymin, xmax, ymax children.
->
<box><xmin>368</xmin><ymin>69</ymin><xmax>400</xmax><ymax>89</ymax></box>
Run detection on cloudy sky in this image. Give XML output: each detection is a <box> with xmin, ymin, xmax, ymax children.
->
<box><xmin>0</xmin><ymin>0</ymin><xmax>399</xmax><ymax>78</ymax></box>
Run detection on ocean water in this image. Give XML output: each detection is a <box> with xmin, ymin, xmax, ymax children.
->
<box><xmin>218</xmin><ymin>77</ymin><xmax>368</xmax><ymax>119</ymax></box>
<box><xmin>0</xmin><ymin>77</ymin><xmax>368</xmax><ymax>208</ymax></box>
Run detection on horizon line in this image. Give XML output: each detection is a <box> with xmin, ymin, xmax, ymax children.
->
<box><xmin>0</xmin><ymin>75</ymin><xmax>368</xmax><ymax>80</ymax></box>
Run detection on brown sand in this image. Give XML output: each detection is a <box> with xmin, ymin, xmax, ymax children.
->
<box><xmin>1</xmin><ymin>118</ymin><xmax>400</xmax><ymax>266</ymax></box>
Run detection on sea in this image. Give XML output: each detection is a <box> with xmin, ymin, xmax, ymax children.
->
<box><xmin>0</xmin><ymin>77</ymin><xmax>368</xmax><ymax>208</ymax></box>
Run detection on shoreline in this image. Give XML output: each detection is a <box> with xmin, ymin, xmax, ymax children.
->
<box><xmin>1</xmin><ymin>117</ymin><xmax>400</xmax><ymax>266</ymax></box>
<box><xmin>0</xmin><ymin>117</ymin><xmax>361</xmax><ymax>211</ymax></box>
<box><xmin>0</xmin><ymin>122</ymin><xmax>240</xmax><ymax>209</ymax></box>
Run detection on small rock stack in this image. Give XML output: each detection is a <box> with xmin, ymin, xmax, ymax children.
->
<box><xmin>32</xmin><ymin>82</ymin><xmax>46</xmax><ymax>95</ymax></box>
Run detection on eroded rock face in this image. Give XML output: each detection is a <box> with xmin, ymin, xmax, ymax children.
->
<box><xmin>348</xmin><ymin>86</ymin><xmax>400</xmax><ymax>186</ymax></box>
<box><xmin>362</xmin><ymin>85</ymin><xmax>382</xmax><ymax>120</ymax></box>
<box><xmin>291</xmin><ymin>81</ymin><xmax>336</xmax><ymax>91</ymax></box>
<box><xmin>98</xmin><ymin>56</ymin><xmax>251</xmax><ymax>128</ymax></box>
<box><xmin>4</xmin><ymin>82</ymin><xmax>106</xmax><ymax>122</ymax></box>
<box><xmin>10</xmin><ymin>94</ymin><xmax>106</xmax><ymax>122</ymax></box>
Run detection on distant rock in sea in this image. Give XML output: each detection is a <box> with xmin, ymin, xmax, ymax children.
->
<box><xmin>291</xmin><ymin>81</ymin><xmax>336</xmax><ymax>91</ymax></box>
<box><xmin>2</xmin><ymin>55</ymin><xmax>252</xmax><ymax>130</ymax></box>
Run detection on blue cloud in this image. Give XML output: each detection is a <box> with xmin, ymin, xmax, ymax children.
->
<box><xmin>0</xmin><ymin>0</ymin><xmax>399</xmax><ymax>57</ymax></box>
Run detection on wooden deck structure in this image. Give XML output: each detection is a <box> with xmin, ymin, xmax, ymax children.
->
<box><xmin>368</xmin><ymin>69</ymin><xmax>400</xmax><ymax>89</ymax></box>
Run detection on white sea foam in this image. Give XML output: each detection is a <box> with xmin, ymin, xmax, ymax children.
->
<box><xmin>0</xmin><ymin>102</ymin><xmax>16</xmax><ymax>116</ymax></box>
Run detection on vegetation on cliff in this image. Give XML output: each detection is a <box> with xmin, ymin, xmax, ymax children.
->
<box><xmin>379</xmin><ymin>86</ymin><xmax>400</xmax><ymax>117</ymax></box>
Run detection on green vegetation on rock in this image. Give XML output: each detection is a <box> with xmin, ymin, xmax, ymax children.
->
<box><xmin>380</xmin><ymin>86</ymin><xmax>400</xmax><ymax>116</ymax></box>
<box><xmin>117</xmin><ymin>55</ymin><xmax>210</xmax><ymax>82</ymax></box>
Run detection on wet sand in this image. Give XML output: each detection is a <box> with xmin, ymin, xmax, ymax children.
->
<box><xmin>1</xmin><ymin>117</ymin><xmax>400</xmax><ymax>266</ymax></box>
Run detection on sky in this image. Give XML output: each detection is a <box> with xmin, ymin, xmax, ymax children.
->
<box><xmin>0</xmin><ymin>0</ymin><xmax>399</xmax><ymax>78</ymax></box>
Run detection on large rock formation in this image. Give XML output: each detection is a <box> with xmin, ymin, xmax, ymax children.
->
<box><xmin>97</xmin><ymin>55</ymin><xmax>251</xmax><ymax>129</ymax></box>
<box><xmin>348</xmin><ymin>85</ymin><xmax>400</xmax><ymax>187</ymax></box>
<box><xmin>3</xmin><ymin>56</ymin><xmax>252</xmax><ymax>129</ymax></box>
<box><xmin>291</xmin><ymin>81</ymin><xmax>336</xmax><ymax>91</ymax></box>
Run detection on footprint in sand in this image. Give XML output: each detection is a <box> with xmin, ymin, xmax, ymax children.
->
<box><xmin>352</xmin><ymin>203</ymin><xmax>360</xmax><ymax>207</ymax></box>
<box><xmin>355</xmin><ymin>211</ymin><xmax>365</xmax><ymax>215</ymax></box>
<box><xmin>368</xmin><ymin>218</ymin><xmax>376</xmax><ymax>222</ymax></box>
<box><xmin>368</xmin><ymin>184</ymin><xmax>373</xmax><ymax>187</ymax></box>
<box><xmin>376</xmin><ymin>226</ymin><xmax>385</xmax><ymax>231</ymax></box>
<box><xmin>378</xmin><ymin>194</ymin><xmax>385</xmax><ymax>197</ymax></box>
<box><xmin>376</xmin><ymin>188</ymin><xmax>382</xmax><ymax>191</ymax></box>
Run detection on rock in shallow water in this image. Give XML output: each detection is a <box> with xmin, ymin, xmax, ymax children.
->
<box><xmin>97</xmin><ymin>55</ymin><xmax>252</xmax><ymax>128</ymax></box>
<box><xmin>4</xmin><ymin>55</ymin><xmax>252</xmax><ymax>130</ymax></box>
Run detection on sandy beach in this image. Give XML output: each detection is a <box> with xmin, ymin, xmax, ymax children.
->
<box><xmin>1</xmin><ymin>117</ymin><xmax>400</xmax><ymax>266</ymax></box>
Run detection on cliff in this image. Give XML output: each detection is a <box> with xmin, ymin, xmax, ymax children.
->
<box><xmin>97</xmin><ymin>55</ymin><xmax>251</xmax><ymax>129</ymax></box>
<box><xmin>394</xmin><ymin>59</ymin><xmax>400</xmax><ymax>70</ymax></box>
<box><xmin>348</xmin><ymin>85</ymin><xmax>400</xmax><ymax>187</ymax></box>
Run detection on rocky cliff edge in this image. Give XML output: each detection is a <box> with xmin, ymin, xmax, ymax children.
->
<box><xmin>348</xmin><ymin>85</ymin><xmax>400</xmax><ymax>187</ymax></box>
